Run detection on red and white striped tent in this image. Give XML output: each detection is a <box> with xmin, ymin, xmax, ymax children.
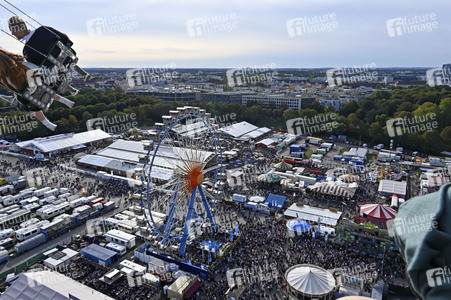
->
<box><xmin>359</xmin><ymin>204</ymin><xmax>397</xmax><ymax>223</ymax></box>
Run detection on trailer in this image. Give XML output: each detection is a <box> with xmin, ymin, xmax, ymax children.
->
<box><xmin>89</xmin><ymin>197</ymin><xmax>105</xmax><ymax>207</ymax></box>
<box><xmin>14</xmin><ymin>233</ymin><xmax>46</xmax><ymax>254</ymax></box>
<box><xmin>0</xmin><ymin>250</ymin><xmax>9</xmax><ymax>264</ymax></box>
<box><xmin>334</xmin><ymin>155</ymin><xmax>343</xmax><ymax>161</ymax></box>
<box><xmin>0</xmin><ymin>238</ymin><xmax>14</xmax><ymax>249</ymax></box>
<box><xmin>59</xmin><ymin>187</ymin><xmax>70</xmax><ymax>194</ymax></box>
<box><xmin>103</xmin><ymin>201</ymin><xmax>115</xmax><ymax>211</ymax></box>
<box><xmin>69</xmin><ymin>198</ymin><xmax>84</xmax><ymax>209</ymax></box>
<box><xmin>20</xmin><ymin>218</ymin><xmax>40</xmax><ymax>228</ymax></box>
<box><xmin>71</xmin><ymin>205</ymin><xmax>92</xmax><ymax>224</ymax></box>
<box><xmin>34</xmin><ymin>187</ymin><xmax>51</xmax><ymax>197</ymax></box>
<box><xmin>0</xmin><ymin>205</ymin><xmax>19</xmax><ymax>215</ymax></box>
<box><xmin>0</xmin><ymin>185</ymin><xmax>14</xmax><ymax>196</ymax></box>
<box><xmin>58</xmin><ymin>193</ymin><xmax>72</xmax><ymax>200</ymax></box>
<box><xmin>291</xmin><ymin>152</ymin><xmax>304</xmax><ymax>158</ymax></box>
<box><xmin>67</xmin><ymin>195</ymin><xmax>79</xmax><ymax>202</ymax></box>
<box><xmin>18</xmin><ymin>190</ymin><xmax>34</xmax><ymax>199</ymax></box>
<box><xmin>92</xmin><ymin>203</ymin><xmax>103</xmax><ymax>211</ymax></box>
<box><xmin>23</xmin><ymin>202</ymin><xmax>41</xmax><ymax>211</ymax></box>
<box><xmin>84</xmin><ymin>196</ymin><xmax>97</xmax><ymax>204</ymax></box>
<box><xmin>103</xmin><ymin>218</ymin><xmax>118</xmax><ymax>227</ymax></box>
<box><xmin>19</xmin><ymin>196</ymin><xmax>39</xmax><ymax>208</ymax></box>
<box><xmin>41</xmin><ymin>218</ymin><xmax>70</xmax><ymax>239</ymax></box>
<box><xmin>41</xmin><ymin>202</ymin><xmax>70</xmax><ymax>220</ymax></box>
<box><xmin>314</xmin><ymin>149</ymin><xmax>327</xmax><ymax>155</ymax></box>
<box><xmin>43</xmin><ymin>188</ymin><xmax>60</xmax><ymax>198</ymax></box>
<box><xmin>38</xmin><ymin>196</ymin><xmax>57</xmax><ymax>206</ymax></box>
<box><xmin>15</xmin><ymin>226</ymin><xmax>42</xmax><ymax>242</ymax></box>
<box><xmin>0</xmin><ymin>229</ymin><xmax>15</xmax><ymax>240</ymax></box>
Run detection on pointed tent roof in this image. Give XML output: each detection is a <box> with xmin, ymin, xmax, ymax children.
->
<box><xmin>285</xmin><ymin>264</ymin><xmax>336</xmax><ymax>297</ymax></box>
<box><xmin>274</xmin><ymin>161</ymin><xmax>293</xmax><ymax>170</ymax></box>
<box><xmin>359</xmin><ymin>204</ymin><xmax>397</xmax><ymax>222</ymax></box>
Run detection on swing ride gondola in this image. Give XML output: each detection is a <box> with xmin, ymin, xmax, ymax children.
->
<box><xmin>0</xmin><ymin>0</ymin><xmax>90</xmax><ymax>130</ymax></box>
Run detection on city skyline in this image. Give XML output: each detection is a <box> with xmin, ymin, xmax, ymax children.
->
<box><xmin>0</xmin><ymin>0</ymin><xmax>449</xmax><ymax>68</ymax></box>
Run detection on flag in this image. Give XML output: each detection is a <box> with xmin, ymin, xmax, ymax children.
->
<box><xmin>230</xmin><ymin>230</ymin><xmax>234</xmax><ymax>242</ymax></box>
<box><xmin>235</xmin><ymin>225</ymin><xmax>239</xmax><ymax>235</ymax></box>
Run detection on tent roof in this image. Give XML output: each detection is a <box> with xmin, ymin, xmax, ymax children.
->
<box><xmin>286</xmin><ymin>220</ymin><xmax>311</xmax><ymax>233</ymax></box>
<box><xmin>1</xmin><ymin>271</ymin><xmax>114</xmax><ymax>300</ymax></box>
<box><xmin>307</xmin><ymin>182</ymin><xmax>356</xmax><ymax>198</ymax></box>
<box><xmin>219</xmin><ymin>121</ymin><xmax>258</xmax><ymax>138</ymax></box>
<box><xmin>15</xmin><ymin>129</ymin><xmax>110</xmax><ymax>153</ymax></box>
<box><xmin>378</xmin><ymin>180</ymin><xmax>407</xmax><ymax>197</ymax></box>
<box><xmin>285</xmin><ymin>264</ymin><xmax>335</xmax><ymax>296</ymax></box>
<box><xmin>274</xmin><ymin>161</ymin><xmax>293</xmax><ymax>170</ymax></box>
<box><xmin>283</xmin><ymin>204</ymin><xmax>342</xmax><ymax>226</ymax></box>
<box><xmin>258</xmin><ymin>173</ymin><xmax>281</xmax><ymax>182</ymax></box>
<box><xmin>359</xmin><ymin>204</ymin><xmax>397</xmax><ymax>221</ymax></box>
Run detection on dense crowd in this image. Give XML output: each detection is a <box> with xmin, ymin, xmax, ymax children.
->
<box><xmin>192</xmin><ymin>140</ymin><xmax>408</xmax><ymax>299</ymax></box>
<box><xmin>0</xmin><ymin>153</ymin><xmax>135</xmax><ymax>206</ymax></box>
<box><xmin>0</xmin><ymin>136</ymin><xmax>410</xmax><ymax>299</ymax></box>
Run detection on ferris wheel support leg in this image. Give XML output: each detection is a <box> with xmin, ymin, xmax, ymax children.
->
<box><xmin>180</xmin><ymin>186</ymin><xmax>198</xmax><ymax>256</ymax></box>
<box><xmin>198</xmin><ymin>185</ymin><xmax>217</xmax><ymax>231</ymax></box>
<box><xmin>162</xmin><ymin>189</ymin><xmax>179</xmax><ymax>246</ymax></box>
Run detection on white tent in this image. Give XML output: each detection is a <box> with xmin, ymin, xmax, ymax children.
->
<box><xmin>1</xmin><ymin>271</ymin><xmax>114</xmax><ymax>300</ymax></box>
<box><xmin>285</xmin><ymin>264</ymin><xmax>336</xmax><ymax>299</ymax></box>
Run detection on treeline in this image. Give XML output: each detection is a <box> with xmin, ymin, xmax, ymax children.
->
<box><xmin>0</xmin><ymin>85</ymin><xmax>450</xmax><ymax>155</ymax></box>
<box><xmin>283</xmin><ymin>85</ymin><xmax>451</xmax><ymax>155</ymax></box>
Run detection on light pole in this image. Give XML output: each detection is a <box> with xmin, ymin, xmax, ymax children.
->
<box><xmin>381</xmin><ymin>245</ymin><xmax>386</xmax><ymax>281</ymax></box>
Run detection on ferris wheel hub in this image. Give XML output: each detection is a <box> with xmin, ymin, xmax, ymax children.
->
<box><xmin>189</xmin><ymin>167</ymin><xmax>204</xmax><ymax>189</ymax></box>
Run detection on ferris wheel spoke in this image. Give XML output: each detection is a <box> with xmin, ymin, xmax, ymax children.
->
<box><xmin>202</xmin><ymin>164</ymin><xmax>223</xmax><ymax>174</ymax></box>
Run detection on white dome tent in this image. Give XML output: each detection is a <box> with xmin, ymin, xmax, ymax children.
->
<box><xmin>285</xmin><ymin>264</ymin><xmax>337</xmax><ymax>299</ymax></box>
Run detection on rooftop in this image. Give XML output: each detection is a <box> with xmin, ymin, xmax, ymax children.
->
<box><xmin>15</xmin><ymin>129</ymin><xmax>111</xmax><ymax>153</ymax></box>
<box><xmin>105</xmin><ymin>229</ymin><xmax>136</xmax><ymax>241</ymax></box>
<box><xmin>1</xmin><ymin>270</ymin><xmax>114</xmax><ymax>300</ymax></box>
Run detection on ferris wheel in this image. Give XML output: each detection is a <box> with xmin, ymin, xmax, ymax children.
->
<box><xmin>140</xmin><ymin>107</ymin><xmax>223</xmax><ymax>255</ymax></box>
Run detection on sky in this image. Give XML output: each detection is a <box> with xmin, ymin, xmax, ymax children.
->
<box><xmin>0</xmin><ymin>0</ymin><xmax>449</xmax><ymax>68</ymax></box>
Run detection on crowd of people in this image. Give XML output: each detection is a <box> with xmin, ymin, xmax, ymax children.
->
<box><xmin>191</xmin><ymin>139</ymin><xmax>409</xmax><ymax>299</ymax></box>
<box><xmin>0</xmin><ymin>134</ymin><xmax>411</xmax><ymax>299</ymax></box>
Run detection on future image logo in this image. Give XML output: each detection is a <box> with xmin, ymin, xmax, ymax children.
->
<box><xmin>326</xmin><ymin>63</ymin><xmax>377</xmax><ymax>87</ymax></box>
<box><xmin>426</xmin><ymin>66</ymin><xmax>451</xmax><ymax>87</ymax></box>
<box><xmin>186</xmin><ymin>13</ymin><xmax>238</xmax><ymax>37</ymax></box>
<box><xmin>226</xmin><ymin>63</ymin><xmax>277</xmax><ymax>87</ymax></box>
<box><xmin>386</xmin><ymin>13</ymin><xmax>438</xmax><ymax>38</ymax></box>
<box><xmin>426</xmin><ymin>267</ymin><xmax>451</xmax><ymax>287</ymax></box>
<box><xmin>86</xmin><ymin>113</ymin><xmax>138</xmax><ymax>133</ymax></box>
<box><xmin>286</xmin><ymin>13</ymin><xmax>338</xmax><ymax>37</ymax></box>
<box><xmin>126</xmin><ymin>64</ymin><xmax>178</xmax><ymax>87</ymax></box>
<box><xmin>386</xmin><ymin>114</ymin><xmax>438</xmax><ymax>138</ymax></box>
<box><xmin>286</xmin><ymin>113</ymin><xmax>339</xmax><ymax>136</ymax></box>
<box><xmin>86</xmin><ymin>13</ymin><xmax>138</xmax><ymax>37</ymax></box>
<box><xmin>0</xmin><ymin>114</ymin><xmax>38</xmax><ymax>136</ymax></box>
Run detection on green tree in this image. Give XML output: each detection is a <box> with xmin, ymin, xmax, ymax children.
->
<box><xmin>440</xmin><ymin>126</ymin><xmax>451</xmax><ymax>145</ymax></box>
<box><xmin>283</xmin><ymin>109</ymin><xmax>299</xmax><ymax>120</ymax></box>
